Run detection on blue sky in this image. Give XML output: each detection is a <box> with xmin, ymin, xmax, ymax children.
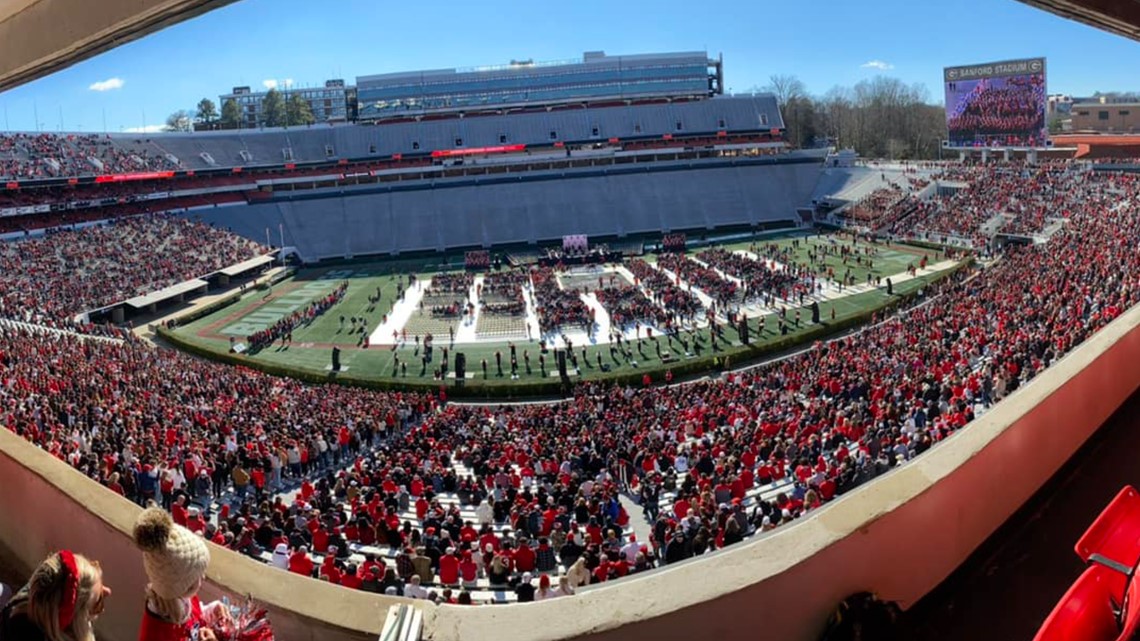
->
<box><xmin>0</xmin><ymin>0</ymin><xmax>1136</xmax><ymax>133</ymax></box>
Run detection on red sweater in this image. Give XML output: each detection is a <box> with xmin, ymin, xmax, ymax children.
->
<box><xmin>137</xmin><ymin>596</ymin><xmax>204</xmax><ymax>641</ymax></box>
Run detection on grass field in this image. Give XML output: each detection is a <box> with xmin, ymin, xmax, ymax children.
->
<box><xmin>169</xmin><ymin>232</ymin><xmax>956</xmax><ymax>390</ymax></box>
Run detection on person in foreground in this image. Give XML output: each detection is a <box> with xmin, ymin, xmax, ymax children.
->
<box><xmin>0</xmin><ymin>549</ymin><xmax>111</xmax><ymax>641</ymax></box>
<box><xmin>134</xmin><ymin>507</ymin><xmax>229</xmax><ymax>641</ymax></box>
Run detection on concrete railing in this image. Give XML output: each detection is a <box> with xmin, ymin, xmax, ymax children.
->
<box><xmin>3</xmin><ymin>300</ymin><xmax>1140</xmax><ymax>641</ymax></box>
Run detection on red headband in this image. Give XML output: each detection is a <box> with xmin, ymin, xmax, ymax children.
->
<box><xmin>57</xmin><ymin>550</ymin><xmax>80</xmax><ymax>630</ymax></box>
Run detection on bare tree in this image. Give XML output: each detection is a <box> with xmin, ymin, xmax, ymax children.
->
<box><xmin>762</xmin><ymin>74</ymin><xmax>807</xmax><ymax>109</ymax></box>
<box><xmin>760</xmin><ymin>73</ymin><xmax>948</xmax><ymax>159</ymax></box>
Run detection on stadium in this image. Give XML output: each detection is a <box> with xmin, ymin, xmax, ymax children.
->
<box><xmin>2</xmin><ymin>1</ymin><xmax>1140</xmax><ymax>641</ymax></box>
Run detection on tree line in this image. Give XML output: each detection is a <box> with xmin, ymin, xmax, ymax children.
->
<box><xmin>758</xmin><ymin>74</ymin><xmax>949</xmax><ymax>159</ymax></box>
<box><xmin>165</xmin><ymin>89</ymin><xmax>316</xmax><ymax>132</ymax></box>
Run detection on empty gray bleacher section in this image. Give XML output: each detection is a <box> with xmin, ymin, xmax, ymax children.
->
<box><xmin>103</xmin><ymin>137</ymin><xmax>167</xmax><ymax>169</ymax></box>
<box><xmin>810</xmin><ymin>166</ymin><xmax>878</xmax><ymax>206</ymax></box>
<box><xmin>213</xmin><ymin>157</ymin><xmax>819</xmax><ymax>261</ymax></box>
<box><xmin>241</xmin><ymin>132</ymin><xmax>292</xmax><ymax>165</ymax></box>
<box><xmin>95</xmin><ymin>95</ymin><xmax>782</xmax><ymax>169</ymax></box>
<box><xmin>284</xmin><ymin>129</ymin><xmax>340</xmax><ymax>161</ymax></box>
<box><xmin>147</xmin><ymin>133</ymin><xmax>247</xmax><ymax>170</ymax></box>
<box><xmin>279</xmin><ymin>200</ymin><xmax>344</xmax><ymax>259</ymax></box>
<box><xmin>434</xmin><ymin>186</ymin><xmax>483</xmax><ymax>249</ymax></box>
<box><xmin>188</xmin><ymin>198</ymin><xmax>287</xmax><ymax>247</ymax></box>
<box><xmin>393</xmin><ymin>189</ymin><xmax>444</xmax><ymax>253</ymax></box>
<box><xmin>343</xmin><ymin>194</ymin><xmax>394</xmax><ymax>257</ymax></box>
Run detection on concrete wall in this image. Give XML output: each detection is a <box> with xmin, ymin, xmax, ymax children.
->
<box><xmin>3</xmin><ymin>301</ymin><xmax>1140</xmax><ymax>641</ymax></box>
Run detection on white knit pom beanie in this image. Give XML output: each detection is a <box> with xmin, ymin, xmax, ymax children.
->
<box><xmin>133</xmin><ymin>507</ymin><xmax>211</xmax><ymax>600</ymax></box>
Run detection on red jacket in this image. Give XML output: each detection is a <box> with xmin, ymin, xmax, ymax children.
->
<box><xmin>138</xmin><ymin>595</ymin><xmax>203</xmax><ymax>641</ymax></box>
<box><xmin>288</xmin><ymin>551</ymin><xmax>314</xmax><ymax>577</ymax></box>
<box><xmin>439</xmin><ymin>554</ymin><xmax>460</xmax><ymax>585</ymax></box>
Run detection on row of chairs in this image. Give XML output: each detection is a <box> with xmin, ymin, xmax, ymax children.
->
<box><xmin>1035</xmin><ymin>486</ymin><xmax>1140</xmax><ymax>641</ymax></box>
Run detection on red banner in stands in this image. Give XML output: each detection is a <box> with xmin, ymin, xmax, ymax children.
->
<box><xmin>284</xmin><ymin>163</ymin><xmax>295</xmax><ymax>170</ymax></box>
<box><xmin>5</xmin><ymin>182</ymin><xmax>18</xmax><ymax>190</ymax></box>
<box><xmin>392</xmin><ymin>153</ymin><xmax>402</xmax><ymax>161</ymax></box>
<box><xmin>67</xmin><ymin>178</ymin><xmax>79</xmax><ymax>185</ymax></box>
<box><xmin>338</xmin><ymin>159</ymin><xmax>348</xmax><ymax>165</ymax></box>
<box><xmin>663</xmin><ymin>134</ymin><xmax>673</xmax><ymax>140</ymax></box>
<box><xmin>608</xmin><ymin>137</ymin><xmax>620</xmax><ymax>144</ymax></box>
<box><xmin>430</xmin><ymin>144</ymin><xmax>525</xmax><ymax>158</ymax></box>
<box><xmin>185</xmin><ymin>171</ymin><xmax>195</xmax><ymax>177</ymax></box>
<box><xmin>231</xmin><ymin>167</ymin><xmax>243</xmax><ymax>174</ymax></box>
<box><xmin>93</xmin><ymin>171</ymin><xmax>175</xmax><ymax>184</ymax></box>
<box><xmin>717</xmin><ymin>130</ymin><xmax>728</xmax><ymax>137</ymax></box>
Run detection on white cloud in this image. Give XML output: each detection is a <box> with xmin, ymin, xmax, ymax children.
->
<box><xmin>88</xmin><ymin>77</ymin><xmax>124</xmax><ymax>92</ymax></box>
<box><xmin>860</xmin><ymin>60</ymin><xmax>894</xmax><ymax>71</ymax></box>
<box><xmin>122</xmin><ymin>125</ymin><xmax>165</xmax><ymax>134</ymax></box>
<box><xmin>262</xmin><ymin>79</ymin><xmax>278</xmax><ymax>90</ymax></box>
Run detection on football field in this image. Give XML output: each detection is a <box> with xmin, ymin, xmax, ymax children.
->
<box><xmin>169</xmin><ymin>232</ymin><xmax>957</xmax><ymax>389</ymax></box>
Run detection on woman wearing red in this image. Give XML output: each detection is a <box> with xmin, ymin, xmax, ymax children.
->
<box><xmin>133</xmin><ymin>507</ymin><xmax>229</xmax><ymax>641</ymax></box>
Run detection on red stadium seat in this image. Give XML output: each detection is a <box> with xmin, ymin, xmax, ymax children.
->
<box><xmin>1033</xmin><ymin>564</ymin><xmax>1125</xmax><ymax>641</ymax></box>
<box><xmin>1075</xmin><ymin>486</ymin><xmax>1140</xmax><ymax>581</ymax></box>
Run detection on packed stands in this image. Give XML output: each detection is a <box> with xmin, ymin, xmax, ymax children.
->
<box><xmin>890</xmin><ymin>165</ymin><xmax>1089</xmax><ymax>246</ymax></box>
<box><xmin>0</xmin><ymin>133</ymin><xmax>180</xmax><ymax>180</ymax></box>
<box><xmin>0</xmin><ymin>214</ymin><xmax>264</xmax><ymax>324</ymax></box>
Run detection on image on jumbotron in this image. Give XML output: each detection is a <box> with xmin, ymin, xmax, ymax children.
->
<box><xmin>944</xmin><ymin>57</ymin><xmax>1047</xmax><ymax>147</ymax></box>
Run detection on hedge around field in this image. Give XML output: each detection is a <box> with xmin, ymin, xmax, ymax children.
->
<box><xmin>156</xmin><ymin>260</ymin><xmax>971</xmax><ymax>400</ymax></box>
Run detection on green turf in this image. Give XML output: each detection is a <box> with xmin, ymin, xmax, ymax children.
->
<box><xmin>171</xmin><ymin>234</ymin><xmax>957</xmax><ymax>388</ymax></box>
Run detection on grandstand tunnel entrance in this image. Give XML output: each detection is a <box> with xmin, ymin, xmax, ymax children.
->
<box><xmin>903</xmin><ymin>385</ymin><xmax>1140</xmax><ymax>640</ymax></box>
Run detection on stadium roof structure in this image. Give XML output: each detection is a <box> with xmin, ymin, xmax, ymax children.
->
<box><xmin>1018</xmin><ymin>0</ymin><xmax>1140</xmax><ymax>42</ymax></box>
<box><xmin>0</xmin><ymin>0</ymin><xmax>237</xmax><ymax>92</ymax></box>
<box><xmin>124</xmin><ymin>277</ymin><xmax>207</xmax><ymax>309</ymax></box>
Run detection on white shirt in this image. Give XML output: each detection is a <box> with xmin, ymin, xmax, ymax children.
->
<box><xmin>621</xmin><ymin>541</ymin><xmax>640</xmax><ymax>564</ymax></box>
<box><xmin>404</xmin><ymin>584</ymin><xmax>429</xmax><ymax>599</ymax></box>
<box><xmin>475</xmin><ymin>502</ymin><xmax>494</xmax><ymax>525</ymax></box>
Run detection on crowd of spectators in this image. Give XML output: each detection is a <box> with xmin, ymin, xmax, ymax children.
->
<box><xmin>247</xmin><ymin>282</ymin><xmax>348</xmax><ymax>350</ymax></box>
<box><xmin>478</xmin><ymin>270</ymin><xmax>527</xmax><ymax>317</ymax></box>
<box><xmin>1</xmin><ymin>164</ymin><xmax>1139</xmax><ymax>604</ymax></box>
<box><xmin>696</xmin><ymin>247</ymin><xmax>803</xmax><ymax>304</ymax></box>
<box><xmin>656</xmin><ymin>252</ymin><xmax>738</xmax><ymax>308</ymax></box>
<box><xmin>595</xmin><ymin>279</ymin><xmax>669</xmax><ymax>330</ymax></box>
<box><xmin>0</xmin><ymin>214</ymin><xmax>265</xmax><ymax>325</ymax></box>
<box><xmin>422</xmin><ymin>273</ymin><xmax>474</xmax><ymax>319</ymax></box>
<box><xmin>841</xmin><ymin>186</ymin><xmax>905</xmax><ymax>224</ymax></box>
<box><xmin>530</xmin><ymin>267</ymin><xmax>592</xmax><ymax>335</ymax></box>
<box><xmin>625</xmin><ymin>258</ymin><xmax>702</xmax><ymax>325</ymax></box>
<box><xmin>0</xmin><ymin>133</ymin><xmax>181</xmax><ymax>180</ymax></box>
<box><xmin>892</xmin><ymin>165</ymin><xmax>1088</xmax><ymax>246</ymax></box>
